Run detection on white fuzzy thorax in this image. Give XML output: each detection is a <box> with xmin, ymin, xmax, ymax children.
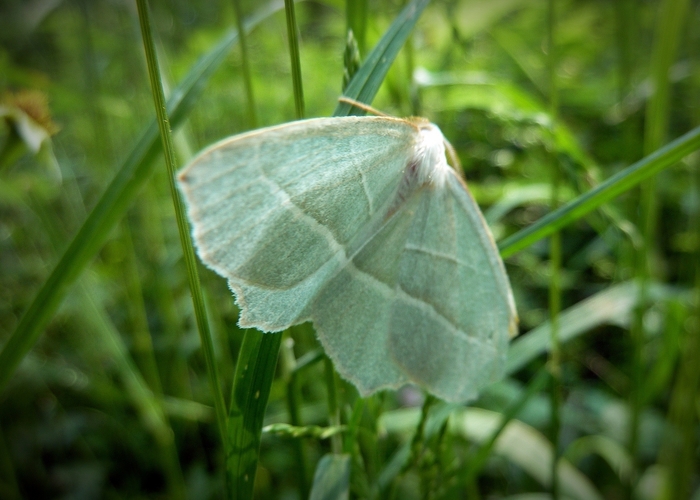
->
<box><xmin>412</xmin><ymin>122</ymin><xmax>451</xmax><ymax>189</ymax></box>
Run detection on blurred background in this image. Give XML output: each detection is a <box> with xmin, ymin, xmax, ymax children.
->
<box><xmin>1</xmin><ymin>0</ymin><xmax>699</xmax><ymax>498</ymax></box>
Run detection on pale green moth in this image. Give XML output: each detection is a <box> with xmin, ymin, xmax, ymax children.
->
<box><xmin>177</xmin><ymin>115</ymin><xmax>518</xmax><ymax>403</ymax></box>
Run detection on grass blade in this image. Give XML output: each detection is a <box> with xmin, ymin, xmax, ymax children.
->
<box><xmin>226</xmin><ymin>331</ymin><xmax>283</xmax><ymax>499</ymax></box>
<box><xmin>545</xmin><ymin>2</ymin><xmax>562</xmax><ymax>497</ymax></box>
<box><xmin>346</xmin><ymin>0</ymin><xmax>368</xmax><ymax>55</ymax></box>
<box><xmin>451</xmin><ymin>408</ymin><xmax>604</xmax><ymax>500</ymax></box>
<box><xmin>233</xmin><ymin>0</ymin><xmax>258</xmax><ymax>128</ymax></box>
<box><xmin>632</xmin><ymin>0</ymin><xmax>690</xmax><ymax>492</ymax></box>
<box><xmin>334</xmin><ymin>0</ymin><xmax>430</xmax><ymax>116</ymax></box>
<box><xmin>136</xmin><ymin>0</ymin><xmax>229</xmax><ymax>491</ymax></box>
<box><xmin>498</xmin><ymin>125</ymin><xmax>700</xmax><ymax>258</ymax></box>
<box><xmin>309</xmin><ymin>454</ymin><xmax>351</xmax><ymax>500</ymax></box>
<box><xmin>284</xmin><ymin>0</ymin><xmax>305</xmax><ymax>118</ymax></box>
<box><xmin>78</xmin><ymin>285</ymin><xmax>186</xmax><ymax>499</ymax></box>
<box><xmin>464</xmin><ymin>368</ymin><xmax>550</xmax><ymax>485</ymax></box>
<box><xmin>0</xmin><ymin>1</ymin><xmax>284</xmax><ymax>394</ymax></box>
<box><xmin>505</xmin><ymin>281</ymin><xmax>679</xmax><ymax>375</ymax></box>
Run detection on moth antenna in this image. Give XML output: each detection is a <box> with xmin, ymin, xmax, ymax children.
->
<box><xmin>338</xmin><ymin>96</ymin><xmax>390</xmax><ymax>117</ymax></box>
<box><xmin>443</xmin><ymin>138</ymin><xmax>466</xmax><ymax>181</ymax></box>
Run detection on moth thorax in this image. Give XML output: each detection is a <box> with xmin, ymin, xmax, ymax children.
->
<box><xmin>413</xmin><ymin>123</ymin><xmax>450</xmax><ymax>188</ymax></box>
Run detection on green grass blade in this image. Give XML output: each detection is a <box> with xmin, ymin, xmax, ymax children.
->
<box><xmin>346</xmin><ymin>0</ymin><xmax>368</xmax><ymax>55</ymax></box>
<box><xmin>0</xmin><ymin>1</ymin><xmax>284</xmax><ymax>394</ymax></box>
<box><xmin>464</xmin><ymin>368</ymin><xmax>550</xmax><ymax>485</ymax></box>
<box><xmin>632</xmin><ymin>1</ymin><xmax>690</xmax><ymax>492</ymax></box>
<box><xmin>545</xmin><ymin>2</ymin><xmax>562</xmax><ymax>497</ymax></box>
<box><xmin>227</xmin><ymin>331</ymin><xmax>283</xmax><ymax>499</ymax></box>
<box><xmin>451</xmin><ymin>408</ymin><xmax>604</xmax><ymax>500</ymax></box>
<box><xmin>505</xmin><ymin>281</ymin><xmax>679</xmax><ymax>375</ymax></box>
<box><xmin>565</xmin><ymin>435</ymin><xmax>633</xmax><ymax>486</ymax></box>
<box><xmin>233</xmin><ymin>0</ymin><xmax>258</xmax><ymax>128</ymax></box>
<box><xmin>136</xmin><ymin>0</ymin><xmax>229</xmax><ymax>484</ymax></box>
<box><xmin>334</xmin><ymin>0</ymin><xmax>430</xmax><ymax>116</ymax></box>
<box><xmin>644</xmin><ymin>0</ymin><xmax>691</xmax><ymax>156</ymax></box>
<box><xmin>78</xmin><ymin>285</ymin><xmax>186</xmax><ymax>499</ymax></box>
<box><xmin>323</xmin><ymin>356</ymin><xmax>342</xmax><ymax>454</ymax></box>
<box><xmin>309</xmin><ymin>454</ymin><xmax>351</xmax><ymax>500</ymax></box>
<box><xmin>282</xmin><ymin>343</ymin><xmax>310</xmax><ymax>498</ymax></box>
<box><xmin>284</xmin><ymin>0</ymin><xmax>305</xmax><ymax>119</ymax></box>
<box><xmin>498</xmin><ymin>125</ymin><xmax>700</xmax><ymax>258</ymax></box>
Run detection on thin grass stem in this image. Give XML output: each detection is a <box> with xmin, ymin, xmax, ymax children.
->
<box><xmin>232</xmin><ymin>0</ymin><xmax>258</xmax><ymax>128</ymax></box>
<box><xmin>546</xmin><ymin>1</ymin><xmax>562</xmax><ymax>498</ymax></box>
<box><xmin>285</xmin><ymin>0</ymin><xmax>305</xmax><ymax>119</ymax></box>
<box><xmin>134</xmin><ymin>0</ymin><xmax>229</xmax><ymax>491</ymax></box>
<box><xmin>631</xmin><ymin>0</ymin><xmax>691</xmax><ymax>494</ymax></box>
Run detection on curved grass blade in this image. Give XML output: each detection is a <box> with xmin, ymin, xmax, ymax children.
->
<box><xmin>0</xmin><ymin>1</ymin><xmax>285</xmax><ymax>393</ymax></box>
<box><xmin>498</xmin><ymin>124</ymin><xmax>700</xmax><ymax>258</ymax></box>
<box><xmin>505</xmin><ymin>281</ymin><xmax>680</xmax><ymax>375</ymax></box>
<box><xmin>451</xmin><ymin>408</ymin><xmax>604</xmax><ymax>500</ymax></box>
<box><xmin>334</xmin><ymin>0</ymin><xmax>430</xmax><ymax>116</ymax></box>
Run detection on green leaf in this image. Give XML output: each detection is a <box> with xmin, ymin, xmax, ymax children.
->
<box><xmin>309</xmin><ymin>454</ymin><xmax>351</xmax><ymax>500</ymax></box>
<box><xmin>227</xmin><ymin>331</ymin><xmax>283</xmax><ymax>499</ymax></box>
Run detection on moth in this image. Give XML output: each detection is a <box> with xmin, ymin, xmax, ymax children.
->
<box><xmin>177</xmin><ymin>115</ymin><xmax>517</xmax><ymax>402</ymax></box>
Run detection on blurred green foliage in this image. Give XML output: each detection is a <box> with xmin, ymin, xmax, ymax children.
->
<box><xmin>1</xmin><ymin>0</ymin><xmax>699</xmax><ymax>499</ymax></box>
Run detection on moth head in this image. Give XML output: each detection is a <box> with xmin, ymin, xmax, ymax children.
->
<box><xmin>410</xmin><ymin>119</ymin><xmax>453</xmax><ymax>189</ymax></box>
